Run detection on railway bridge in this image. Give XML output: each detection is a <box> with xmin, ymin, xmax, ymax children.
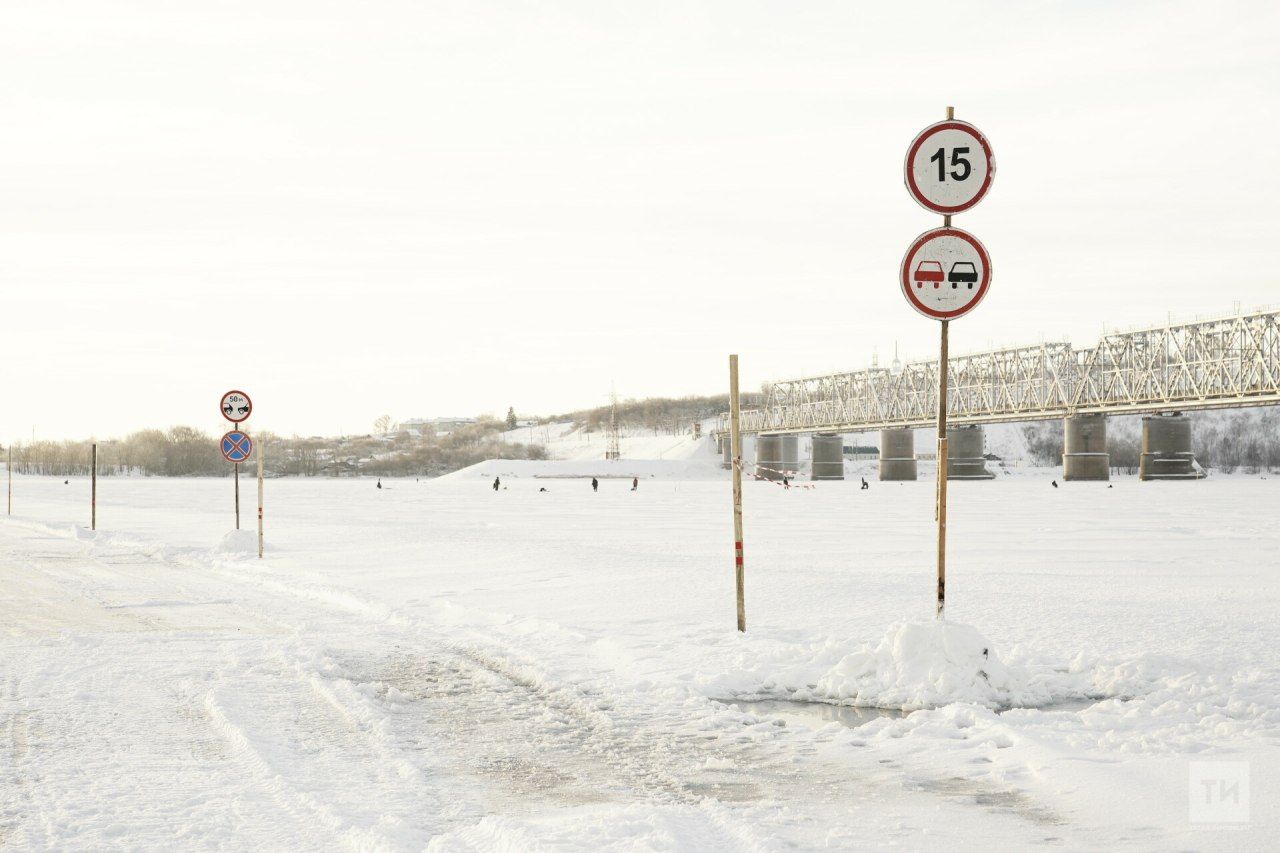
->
<box><xmin>715</xmin><ymin>309</ymin><xmax>1280</xmax><ymax>482</ymax></box>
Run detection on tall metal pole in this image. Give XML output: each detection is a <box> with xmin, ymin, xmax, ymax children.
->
<box><xmin>935</xmin><ymin>103</ymin><xmax>956</xmax><ymax>621</ymax></box>
<box><xmin>91</xmin><ymin>443</ymin><xmax>97</xmax><ymax>531</ymax></box>
<box><xmin>234</xmin><ymin>462</ymin><xmax>240</xmax><ymax>530</ymax></box>
<box><xmin>257</xmin><ymin>441</ymin><xmax>264</xmax><ymax>559</ymax></box>
<box><xmin>936</xmin><ymin>320</ymin><xmax>949</xmax><ymax>619</ymax></box>
<box><xmin>7</xmin><ymin>445</ymin><xmax>12</xmax><ymax>516</ymax></box>
<box><xmin>729</xmin><ymin>354</ymin><xmax>746</xmax><ymax>632</ymax></box>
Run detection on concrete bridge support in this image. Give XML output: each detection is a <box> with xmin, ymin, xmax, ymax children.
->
<box><xmin>879</xmin><ymin>428</ymin><xmax>917</xmax><ymax>481</ymax></box>
<box><xmin>1063</xmin><ymin>414</ymin><xmax>1109</xmax><ymax>481</ymax></box>
<box><xmin>946</xmin><ymin>425</ymin><xmax>995</xmax><ymax>480</ymax></box>
<box><xmin>1140</xmin><ymin>413</ymin><xmax>1201</xmax><ymax>480</ymax></box>
<box><xmin>720</xmin><ymin>435</ymin><xmax>732</xmax><ymax>469</ymax></box>
<box><xmin>779</xmin><ymin>435</ymin><xmax>799</xmax><ymax>479</ymax></box>
<box><xmin>810</xmin><ymin>433</ymin><xmax>845</xmax><ymax>480</ymax></box>
<box><xmin>756</xmin><ymin>435</ymin><xmax>801</xmax><ymax>481</ymax></box>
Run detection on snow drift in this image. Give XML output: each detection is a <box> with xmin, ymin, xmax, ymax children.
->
<box><xmin>711</xmin><ymin>620</ymin><xmax>1068</xmax><ymax>711</ymax></box>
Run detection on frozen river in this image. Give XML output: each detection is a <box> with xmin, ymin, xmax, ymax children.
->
<box><xmin>1</xmin><ymin>470</ymin><xmax>1276</xmax><ymax>849</ymax></box>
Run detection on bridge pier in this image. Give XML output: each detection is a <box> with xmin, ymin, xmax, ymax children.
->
<box><xmin>720</xmin><ymin>435</ymin><xmax>732</xmax><ymax>469</ymax></box>
<box><xmin>810</xmin><ymin>433</ymin><xmax>845</xmax><ymax>480</ymax></box>
<box><xmin>756</xmin><ymin>434</ymin><xmax>799</xmax><ymax>481</ymax></box>
<box><xmin>946</xmin><ymin>425</ymin><xmax>995</xmax><ymax>480</ymax></box>
<box><xmin>1063</xmin><ymin>414</ymin><xmax>1109</xmax><ymax>481</ymax></box>
<box><xmin>878</xmin><ymin>428</ymin><xmax>917</xmax><ymax>481</ymax></box>
<box><xmin>1140</xmin><ymin>413</ymin><xmax>1202</xmax><ymax>480</ymax></box>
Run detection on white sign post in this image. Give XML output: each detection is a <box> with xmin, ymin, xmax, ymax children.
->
<box><xmin>903</xmin><ymin>107</ymin><xmax>995</xmax><ymax>620</ymax></box>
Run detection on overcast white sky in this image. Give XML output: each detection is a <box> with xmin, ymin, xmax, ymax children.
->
<box><xmin>3</xmin><ymin>0</ymin><xmax>1278</xmax><ymax>441</ymax></box>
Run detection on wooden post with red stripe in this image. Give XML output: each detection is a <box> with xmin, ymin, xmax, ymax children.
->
<box><xmin>729</xmin><ymin>354</ymin><xmax>746</xmax><ymax>632</ymax></box>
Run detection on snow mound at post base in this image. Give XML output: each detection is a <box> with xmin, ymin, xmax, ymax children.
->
<box><xmin>801</xmin><ymin>620</ymin><xmax>1041</xmax><ymax>710</ymax></box>
<box><xmin>214</xmin><ymin>529</ymin><xmax>259</xmax><ymax>555</ymax></box>
<box><xmin>722</xmin><ymin>621</ymin><xmax>1059</xmax><ymax>711</ymax></box>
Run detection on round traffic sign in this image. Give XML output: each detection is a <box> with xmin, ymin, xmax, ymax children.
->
<box><xmin>220</xmin><ymin>430</ymin><xmax>253</xmax><ymax>463</ymax></box>
<box><xmin>900</xmin><ymin>227</ymin><xmax>991</xmax><ymax>320</ymax></box>
<box><xmin>904</xmin><ymin>120</ymin><xmax>995</xmax><ymax>215</ymax></box>
<box><xmin>220</xmin><ymin>390</ymin><xmax>252</xmax><ymax>423</ymax></box>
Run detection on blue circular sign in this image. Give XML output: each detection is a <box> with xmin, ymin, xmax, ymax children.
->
<box><xmin>220</xmin><ymin>430</ymin><xmax>253</xmax><ymax>463</ymax></box>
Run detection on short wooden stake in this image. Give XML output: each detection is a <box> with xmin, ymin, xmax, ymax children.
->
<box><xmin>729</xmin><ymin>354</ymin><xmax>746</xmax><ymax>632</ymax></box>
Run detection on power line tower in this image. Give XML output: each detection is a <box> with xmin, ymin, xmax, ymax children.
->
<box><xmin>605</xmin><ymin>389</ymin><xmax>621</xmax><ymax>460</ymax></box>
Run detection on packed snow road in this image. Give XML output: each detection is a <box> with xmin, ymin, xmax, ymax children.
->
<box><xmin>0</xmin><ymin>471</ymin><xmax>1276</xmax><ymax>849</ymax></box>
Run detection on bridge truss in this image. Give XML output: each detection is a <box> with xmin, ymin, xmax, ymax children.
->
<box><xmin>718</xmin><ymin>310</ymin><xmax>1280</xmax><ymax>435</ymax></box>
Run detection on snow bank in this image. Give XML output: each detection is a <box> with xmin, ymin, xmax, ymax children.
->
<box><xmin>800</xmin><ymin>620</ymin><xmax>1043</xmax><ymax>710</ymax></box>
<box><xmin>710</xmin><ymin>621</ymin><xmax>1071</xmax><ymax>711</ymax></box>
<box><xmin>215</xmin><ymin>529</ymin><xmax>260</xmax><ymax>555</ymax></box>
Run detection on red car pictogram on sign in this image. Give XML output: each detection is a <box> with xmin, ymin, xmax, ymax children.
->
<box><xmin>914</xmin><ymin>261</ymin><xmax>944</xmax><ymax>288</ymax></box>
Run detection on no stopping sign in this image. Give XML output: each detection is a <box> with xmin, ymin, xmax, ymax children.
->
<box><xmin>900</xmin><ymin>227</ymin><xmax>991</xmax><ymax>320</ymax></box>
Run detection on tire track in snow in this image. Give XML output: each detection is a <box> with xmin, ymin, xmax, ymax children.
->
<box><xmin>2</xmin><ymin>521</ymin><xmax>1083</xmax><ymax>847</ymax></box>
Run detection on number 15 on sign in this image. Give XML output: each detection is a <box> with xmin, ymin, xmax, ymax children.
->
<box><xmin>904</xmin><ymin>120</ymin><xmax>995</xmax><ymax>215</ymax></box>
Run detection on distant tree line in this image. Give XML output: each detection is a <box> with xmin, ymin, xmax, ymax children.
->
<box><xmin>4</xmin><ymin>419</ymin><xmax>545</xmax><ymax>478</ymax></box>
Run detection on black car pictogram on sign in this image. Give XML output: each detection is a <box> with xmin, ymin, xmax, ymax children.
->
<box><xmin>948</xmin><ymin>262</ymin><xmax>978</xmax><ymax>289</ymax></box>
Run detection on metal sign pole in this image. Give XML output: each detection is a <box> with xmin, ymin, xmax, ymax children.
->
<box><xmin>729</xmin><ymin>354</ymin><xmax>746</xmax><ymax>632</ymax></box>
<box><xmin>7</xmin><ymin>446</ymin><xmax>11</xmax><ymax>516</ymax></box>
<box><xmin>934</xmin><ymin>104</ymin><xmax>956</xmax><ymax>621</ymax></box>
<box><xmin>234</xmin><ymin>462</ymin><xmax>240</xmax><ymax>530</ymax></box>
<box><xmin>257</xmin><ymin>441</ymin><xmax>264</xmax><ymax>559</ymax></box>
<box><xmin>902</xmin><ymin>104</ymin><xmax>995</xmax><ymax>621</ymax></box>
<box><xmin>936</xmin><ymin>319</ymin><xmax>949</xmax><ymax>619</ymax></box>
<box><xmin>91</xmin><ymin>443</ymin><xmax>97</xmax><ymax>531</ymax></box>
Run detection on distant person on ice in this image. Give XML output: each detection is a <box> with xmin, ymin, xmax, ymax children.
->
<box><xmin>591</xmin><ymin>477</ymin><xmax>599</xmax><ymax>492</ymax></box>
<box><xmin>493</xmin><ymin>477</ymin><xmax>500</xmax><ymax>491</ymax></box>
<box><xmin>376</xmin><ymin>479</ymin><xmax>382</xmax><ymax>490</ymax></box>
<box><xmin>1051</xmin><ymin>480</ymin><xmax>1059</xmax><ymax>488</ymax></box>
<box><xmin>860</xmin><ymin>477</ymin><xmax>869</xmax><ymax>490</ymax></box>
<box><xmin>631</xmin><ymin>477</ymin><xmax>638</xmax><ymax>491</ymax></box>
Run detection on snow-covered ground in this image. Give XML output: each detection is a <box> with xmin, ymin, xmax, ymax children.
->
<box><xmin>1</xmin><ymin>467</ymin><xmax>1276</xmax><ymax>849</ymax></box>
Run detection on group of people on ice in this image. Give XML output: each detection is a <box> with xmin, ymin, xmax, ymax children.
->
<box><xmin>490</xmin><ymin>476</ymin><xmax>639</xmax><ymax>493</ymax></box>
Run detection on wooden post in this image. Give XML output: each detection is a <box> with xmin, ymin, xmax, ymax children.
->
<box><xmin>257</xmin><ymin>441</ymin><xmax>264</xmax><ymax>559</ymax></box>
<box><xmin>91</xmin><ymin>443</ymin><xmax>97</xmax><ymax>531</ymax></box>
<box><xmin>729</xmin><ymin>354</ymin><xmax>746</xmax><ymax>632</ymax></box>
<box><xmin>234</xmin><ymin>462</ymin><xmax>240</xmax><ymax>530</ymax></box>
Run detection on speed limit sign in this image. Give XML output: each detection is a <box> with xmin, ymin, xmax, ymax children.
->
<box><xmin>904</xmin><ymin>120</ymin><xmax>995</xmax><ymax>215</ymax></box>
